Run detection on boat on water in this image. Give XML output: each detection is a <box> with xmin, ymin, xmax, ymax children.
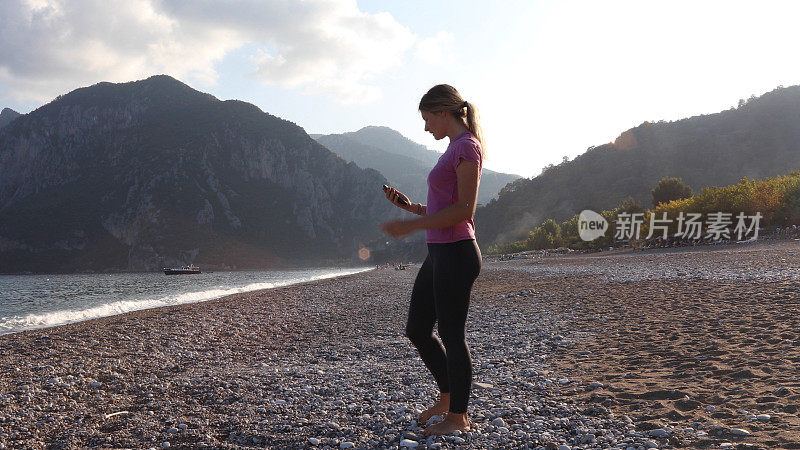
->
<box><xmin>163</xmin><ymin>264</ymin><xmax>201</xmax><ymax>275</ymax></box>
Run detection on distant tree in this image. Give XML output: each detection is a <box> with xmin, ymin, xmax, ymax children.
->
<box><xmin>540</xmin><ymin>218</ymin><xmax>560</xmax><ymax>237</ymax></box>
<box><xmin>616</xmin><ymin>196</ymin><xmax>645</xmax><ymax>215</ymax></box>
<box><xmin>527</xmin><ymin>218</ymin><xmax>562</xmax><ymax>249</ymax></box>
<box><xmin>561</xmin><ymin>155</ymin><xmax>569</xmax><ymax>164</ymax></box>
<box><xmin>651</xmin><ymin>177</ymin><xmax>693</xmax><ymax>208</ymax></box>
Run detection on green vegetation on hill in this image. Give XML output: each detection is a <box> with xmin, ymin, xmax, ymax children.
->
<box><xmin>652</xmin><ymin>171</ymin><xmax>800</xmax><ymax>233</ymax></box>
<box><xmin>487</xmin><ymin>171</ymin><xmax>800</xmax><ymax>254</ymax></box>
<box><xmin>476</xmin><ymin>85</ymin><xmax>800</xmax><ymax>247</ymax></box>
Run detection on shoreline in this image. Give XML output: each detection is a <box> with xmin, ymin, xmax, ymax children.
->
<box><xmin>2</xmin><ymin>237</ymin><xmax>786</xmax><ymax>339</ymax></box>
<box><xmin>0</xmin><ymin>240</ymin><xmax>797</xmax><ymax>448</ymax></box>
<box><xmin>0</xmin><ymin>266</ymin><xmax>374</xmax><ymax>338</ymax></box>
<box><xmin>5</xmin><ymin>268</ymin><xmax>376</xmax><ymax>338</ymax></box>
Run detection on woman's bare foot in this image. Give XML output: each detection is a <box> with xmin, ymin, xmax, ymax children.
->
<box><xmin>420</xmin><ymin>412</ymin><xmax>471</xmax><ymax>436</ymax></box>
<box><xmin>419</xmin><ymin>393</ymin><xmax>450</xmax><ymax>424</ymax></box>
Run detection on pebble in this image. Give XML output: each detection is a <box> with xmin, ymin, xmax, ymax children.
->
<box><xmin>339</xmin><ymin>442</ymin><xmax>354</xmax><ymax>449</ymax></box>
<box><xmin>644</xmin><ymin>440</ymin><xmax>659</xmax><ymax>448</ymax></box>
<box><xmin>491</xmin><ymin>417</ymin><xmax>506</xmax><ymax>427</ymax></box>
<box><xmin>308</xmin><ymin>438</ymin><xmax>320</xmax><ymax>445</ymax></box>
<box><xmin>399</xmin><ymin>438</ymin><xmax>418</xmax><ymax>448</ymax></box>
<box><xmin>730</xmin><ymin>428</ymin><xmax>751</xmax><ymax>436</ymax></box>
<box><xmin>756</xmin><ymin>414</ymin><xmax>770</xmax><ymax>421</ymax></box>
<box><xmin>774</xmin><ymin>387</ymin><xmax>790</xmax><ymax>396</ymax></box>
<box><xmin>649</xmin><ymin>429</ymin><xmax>669</xmax><ymax>438</ymax></box>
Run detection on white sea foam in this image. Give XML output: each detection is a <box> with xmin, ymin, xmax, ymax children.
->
<box><xmin>0</xmin><ymin>267</ymin><xmax>371</xmax><ymax>335</ymax></box>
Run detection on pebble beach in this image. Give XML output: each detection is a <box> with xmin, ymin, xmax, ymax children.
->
<box><xmin>1</xmin><ymin>239</ymin><xmax>799</xmax><ymax>449</ymax></box>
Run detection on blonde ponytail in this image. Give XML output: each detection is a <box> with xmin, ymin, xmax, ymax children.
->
<box><xmin>419</xmin><ymin>85</ymin><xmax>486</xmax><ymax>158</ymax></box>
<box><xmin>463</xmin><ymin>101</ymin><xmax>485</xmax><ymax>157</ymax></box>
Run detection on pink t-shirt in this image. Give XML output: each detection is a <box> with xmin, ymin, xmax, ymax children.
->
<box><xmin>426</xmin><ymin>131</ymin><xmax>483</xmax><ymax>243</ymax></box>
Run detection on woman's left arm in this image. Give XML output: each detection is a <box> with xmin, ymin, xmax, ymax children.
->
<box><xmin>383</xmin><ymin>159</ymin><xmax>479</xmax><ymax>237</ymax></box>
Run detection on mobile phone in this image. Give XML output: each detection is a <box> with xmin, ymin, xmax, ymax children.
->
<box><xmin>382</xmin><ymin>184</ymin><xmax>410</xmax><ymax>206</ymax></box>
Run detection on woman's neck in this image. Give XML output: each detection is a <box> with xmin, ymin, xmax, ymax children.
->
<box><xmin>446</xmin><ymin>120</ymin><xmax>469</xmax><ymax>143</ymax></box>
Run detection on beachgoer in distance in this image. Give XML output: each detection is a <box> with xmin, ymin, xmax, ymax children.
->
<box><xmin>380</xmin><ymin>84</ymin><xmax>484</xmax><ymax>436</ymax></box>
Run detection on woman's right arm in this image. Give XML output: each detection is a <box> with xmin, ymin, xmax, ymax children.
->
<box><xmin>397</xmin><ymin>200</ymin><xmax>426</xmax><ymax>216</ymax></box>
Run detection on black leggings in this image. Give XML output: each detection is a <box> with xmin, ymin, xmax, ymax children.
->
<box><xmin>405</xmin><ymin>239</ymin><xmax>481</xmax><ymax>414</ymax></box>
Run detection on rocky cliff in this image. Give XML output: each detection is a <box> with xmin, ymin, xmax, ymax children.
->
<box><xmin>0</xmin><ymin>108</ymin><xmax>21</xmax><ymax>130</ymax></box>
<box><xmin>0</xmin><ymin>75</ymin><xmax>394</xmax><ymax>272</ymax></box>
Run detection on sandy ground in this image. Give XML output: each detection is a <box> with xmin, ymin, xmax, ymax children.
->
<box><xmin>0</xmin><ymin>239</ymin><xmax>798</xmax><ymax>449</ymax></box>
<box><xmin>479</xmin><ymin>239</ymin><xmax>800</xmax><ymax>449</ymax></box>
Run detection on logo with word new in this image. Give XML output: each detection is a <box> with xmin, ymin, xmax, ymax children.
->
<box><xmin>578</xmin><ymin>209</ymin><xmax>608</xmax><ymax>241</ymax></box>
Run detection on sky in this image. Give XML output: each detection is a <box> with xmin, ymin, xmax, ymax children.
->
<box><xmin>2</xmin><ymin>0</ymin><xmax>800</xmax><ymax>179</ymax></box>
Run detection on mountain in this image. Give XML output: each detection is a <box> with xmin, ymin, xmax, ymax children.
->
<box><xmin>0</xmin><ymin>108</ymin><xmax>21</xmax><ymax>129</ymax></box>
<box><xmin>341</xmin><ymin>126</ymin><xmax>443</xmax><ymax>165</ymax></box>
<box><xmin>0</xmin><ymin>75</ymin><xmax>397</xmax><ymax>273</ymax></box>
<box><xmin>476</xmin><ymin>85</ymin><xmax>800</xmax><ymax>245</ymax></box>
<box><xmin>315</xmin><ymin>126</ymin><xmax>521</xmax><ymax>205</ymax></box>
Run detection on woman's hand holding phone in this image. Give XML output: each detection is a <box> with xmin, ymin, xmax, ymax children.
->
<box><xmin>382</xmin><ymin>185</ymin><xmax>411</xmax><ymax>209</ymax></box>
<box><xmin>380</xmin><ymin>185</ymin><xmax>418</xmax><ymax>238</ymax></box>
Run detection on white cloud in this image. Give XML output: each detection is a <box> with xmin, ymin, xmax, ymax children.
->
<box><xmin>0</xmin><ymin>0</ymin><xmax>423</xmax><ymax>105</ymax></box>
<box><xmin>0</xmin><ymin>0</ymin><xmax>239</xmax><ymax>102</ymax></box>
<box><xmin>245</xmin><ymin>4</ymin><xmax>415</xmax><ymax>104</ymax></box>
<box><xmin>414</xmin><ymin>31</ymin><xmax>456</xmax><ymax>66</ymax></box>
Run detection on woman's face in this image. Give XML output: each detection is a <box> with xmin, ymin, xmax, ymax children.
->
<box><xmin>421</xmin><ymin>110</ymin><xmax>448</xmax><ymax>140</ymax></box>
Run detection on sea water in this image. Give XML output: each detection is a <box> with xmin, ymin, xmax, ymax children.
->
<box><xmin>0</xmin><ymin>267</ymin><xmax>371</xmax><ymax>336</ymax></box>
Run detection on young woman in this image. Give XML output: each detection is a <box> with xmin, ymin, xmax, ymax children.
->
<box><xmin>380</xmin><ymin>84</ymin><xmax>484</xmax><ymax>436</ymax></box>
